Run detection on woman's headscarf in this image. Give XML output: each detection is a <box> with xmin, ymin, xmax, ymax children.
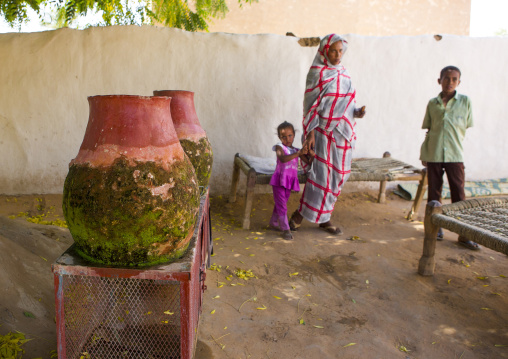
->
<box><xmin>302</xmin><ymin>34</ymin><xmax>356</xmax><ymax>145</ymax></box>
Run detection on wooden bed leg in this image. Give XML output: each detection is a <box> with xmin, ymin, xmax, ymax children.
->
<box><xmin>229</xmin><ymin>155</ymin><xmax>241</xmax><ymax>203</ymax></box>
<box><xmin>418</xmin><ymin>200</ymin><xmax>442</xmax><ymax>276</ymax></box>
<box><xmin>242</xmin><ymin>168</ymin><xmax>257</xmax><ymax>229</ymax></box>
<box><xmin>407</xmin><ymin>168</ymin><xmax>428</xmax><ymax>220</ymax></box>
<box><xmin>377</xmin><ymin>152</ymin><xmax>391</xmax><ymax>203</ymax></box>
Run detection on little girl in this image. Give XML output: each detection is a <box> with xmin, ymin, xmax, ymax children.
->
<box><xmin>269</xmin><ymin>121</ymin><xmax>306</xmax><ymax>240</ymax></box>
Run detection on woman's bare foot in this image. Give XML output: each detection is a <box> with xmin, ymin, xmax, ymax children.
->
<box><xmin>289</xmin><ymin>210</ymin><xmax>303</xmax><ymax>231</ymax></box>
<box><xmin>319</xmin><ymin>221</ymin><xmax>342</xmax><ymax>235</ymax></box>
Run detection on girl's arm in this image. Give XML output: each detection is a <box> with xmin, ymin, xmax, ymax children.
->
<box><xmin>275</xmin><ymin>146</ymin><xmax>302</xmax><ymax>163</ymax></box>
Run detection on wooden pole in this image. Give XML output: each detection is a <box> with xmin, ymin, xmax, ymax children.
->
<box><xmin>229</xmin><ymin>154</ymin><xmax>241</xmax><ymax>203</ymax></box>
<box><xmin>242</xmin><ymin>168</ymin><xmax>257</xmax><ymax>229</ymax></box>
<box><xmin>407</xmin><ymin>167</ymin><xmax>428</xmax><ymax>220</ymax></box>
<box><xmin>418</xmin><ymin>200</ymin><xmax>442</xmax><ymax>276</ymax></box>
<box><xmin>377</xmin><ymin>151</ymin><xmax>391</xmax><ymax>203</ymax></box>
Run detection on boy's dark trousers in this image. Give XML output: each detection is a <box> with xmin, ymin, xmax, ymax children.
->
<box><xmin>426</xmin><ymin>162</ymin><xmax>466</xmax><ymax>204</ymax></box>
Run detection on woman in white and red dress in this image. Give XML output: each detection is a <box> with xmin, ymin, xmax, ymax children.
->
<box><xmin>290</xmin><ymin>34</ymin><xmax>366</xmax><ymax>234</ymax></box>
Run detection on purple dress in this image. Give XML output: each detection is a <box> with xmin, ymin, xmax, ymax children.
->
<box><xmin>269</xmin><ymin>143</ymin><xmax>300</xmax><ymax>231</ymax></box>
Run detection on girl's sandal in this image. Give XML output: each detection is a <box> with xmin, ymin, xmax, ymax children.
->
<box><xmin>282</xmin><ymin>230</ymin><xmax>294</xmax><ymax>241</ymax></box>
<box><xmin>319</xmin><ymin>222</ymin><xmax>343</xmax><ymax>235</ymax></box>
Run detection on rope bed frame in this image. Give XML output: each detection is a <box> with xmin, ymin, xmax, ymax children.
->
<box><xmin>418</xmin><ymin>196</ymin><xmax>508</xmax><ymax>276</ymax></box>
<box><xmin>229</xmin><ymin>152</ymin><xmax>427</xmax><ymax>229</ymax></box>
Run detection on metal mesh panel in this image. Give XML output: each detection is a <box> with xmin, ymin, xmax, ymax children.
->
<box><xmin>62</xmin><ymin>275</ymin><xmax>181</xmax><ymax>358</ymax></box>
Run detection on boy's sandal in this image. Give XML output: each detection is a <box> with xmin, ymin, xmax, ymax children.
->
<box><xmin>319</xmin><ymin>222</ymin><xmax>343</xmax><ymax>235</ymax></box>
<box><xmin>458</xmin><ymin>239</ymin><xmax>480</xmax><ymax>251</ymax></box>
<box><xmin>437</xmin><ymin>228</ymin><xmax>444</xmax><ymax>241</ymax></box>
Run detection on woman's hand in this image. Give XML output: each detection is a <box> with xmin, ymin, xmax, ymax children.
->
<box><xmin>354</xmin><ymin>106</ymin><xmax>366</xmax><ymax>118</ymax></box>
<box><xmin>303</xmin><ymin>130</ymin><xmax>315</xmax><ymax>152</ymax></box>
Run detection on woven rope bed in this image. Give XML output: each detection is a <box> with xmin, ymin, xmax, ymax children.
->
<box><xmin>229</xmin><ymin>152</ymin><xmax>426</xmax><ymax>229</ymax></box>
<box><xmin>418</xmin><ymin>196</ymin><xmax>508</xmax><ymax>276</ymax></box>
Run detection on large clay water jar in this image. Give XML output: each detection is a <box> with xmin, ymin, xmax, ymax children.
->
<box><xmin>153</xmin><ymin>90</ymin><xmax>213</xmax><ymax>191</ymax></box>
<box><xmin>63</xmin><ymin>95</ymin><xmax>200</xmax><ymax>266</ymax></box>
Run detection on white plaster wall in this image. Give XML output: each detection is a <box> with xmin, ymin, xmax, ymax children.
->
<box><xmin>0</xmin><ymin>26</ymin><xmax>507</xmax><ymax>195</ymax></box>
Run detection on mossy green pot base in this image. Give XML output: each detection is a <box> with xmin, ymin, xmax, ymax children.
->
<box><xmin>180</xmin><ymin>137</ymin><xmax>213</xmax><ymax>191</ymax></box>
<box><xmin>63</xmin><ymin>156</ymin><xmax>200</xmax><ymax>266</ymax></box>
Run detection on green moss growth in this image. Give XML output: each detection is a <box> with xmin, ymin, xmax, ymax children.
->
<box><xmin>180</xmin><ymin>137</ymin><xmax>213</xmax><ymax>191</ymax></box>
<box><xmin>62</xmin><ymin>156</ymin><xmax>200</xmax><ymax>266</ymax></box>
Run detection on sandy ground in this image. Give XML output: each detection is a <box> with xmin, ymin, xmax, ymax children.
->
<box><xmin>0</xmin><ymin>189</ymin><xmax>507</xmax><ymax>359</ymax></box>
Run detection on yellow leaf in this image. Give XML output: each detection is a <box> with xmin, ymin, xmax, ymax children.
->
<box><xmin>273</xmin><ymin>296</ymin><xmax>282</xmax><ymax>300</ymax></box>
<box><xmin>365</xmin><ymin>280</ymin><xmax>369</xmax><ymax>284</ymax></box>
<box><xmin>483</xmin><ymin>285</ymin><xmax>490</xmax><ymax>287</ymax></box>
<box><xmin>447</xmin><ymin>279</ymin><xmax>451</xmax><ymax>284</ymax></box>
<box><xmin>499</xmin><ymin>274</ymin><xmax>506</xmax><ymax>278</ymax></box>
<box><xmin>299</xmin><ymin>318</ymin><xmax>305</xmax><ymax>325</ymax></box>
<box><xmin>291</xmin><ymin>285</ymin><xmax>296</xmax><ymax>290</ymax></box>
<box><xmin>495</xmin><ymin>344</ymin><xmax>508</xmax><ymax>347</ymax></box>
<box><xmin>313</xmin><ymin>325</ymin><xmax>324</xmax><ymax>329</ymax></box>
<box><xmin>211</xmin><ymin>253</ymin><xmax>216</xmax><ymax>256</ymax></box>
<box><xmin>161</xmin><ymin>320</ymin><xmax>168</xmax><ymax>324</ymax></box>
<box><xmin>256</xmin><ymin>232</ymin><xmax>263</xmax><ymax>235</ymax></box>
<box><xmin>164</xmin><ymin>310</ymin><xmax>174</xmax><ymax>315</ymax></box>
<box><xmin>477</xmin><ymin>276</ymin><xmax>488</xmax><ymax>280</ymax></box>
<box><xmin>224</xmin><ymin>327</ymin><xmax>227</xmax><ymax>330</ymax></box>
<box><xmin>212</xmin><ymin>295</ymin><xmax>220</xmax><ymax>299</ymax></box>
<box><xmin>256</xmin><ymin>305</ymin><xmax>267</xmax><ymax>310</ymax></box>
<box><xmin>145</xmin><ymin>311</ymin><xmax>152</xmax><ymax>315</ymax></box>
<box><xmin>289</xmin><ymin>272</ymin><xmax>299</xmax><ymax>277</ymax></box>
<box><xmin>211</xmin><ymin>309</ymin><xmax>216</xmax><ymax>314</ymax></box>
<box><xmin>343</xmin><ymin>343</ymin><xmax>356</xmax><ymax>348</ymax></box>
<box><xmin>481</xmin><ymin>307</ymin><xmax>493</xmax><ymax>310</ymax></box>
<box><xmin>306</xmin><ymin>294</ymin><xmax>311</xmax><ymax>297</ymax></box>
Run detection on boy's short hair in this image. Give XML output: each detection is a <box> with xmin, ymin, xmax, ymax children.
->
<box><xmin>440</xmin><ymin>66</ymin><xmax>461</xmax><ymax>79</ymax></box>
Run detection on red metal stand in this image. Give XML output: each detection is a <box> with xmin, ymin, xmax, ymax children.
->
<box><xmin>52</xmin><ymin>190</ymin><xmax>211</xmax><ymax>359</ymax></box>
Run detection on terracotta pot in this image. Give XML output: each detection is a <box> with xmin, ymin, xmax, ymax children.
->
<box><xmin>63</xmin><ymin>95</ymin><xmax>200</xmax><ymax>266</ymax></box>
<box><xmin>153</xmin><ymin>90</ymin><xmax>213</xmax><ymax>190</ymax></box>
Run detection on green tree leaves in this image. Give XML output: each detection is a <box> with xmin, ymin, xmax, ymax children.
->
<box><xmin>0</xmin><ymin>0</ymin><xmax>256</xmax><ymax>31</ymax></box>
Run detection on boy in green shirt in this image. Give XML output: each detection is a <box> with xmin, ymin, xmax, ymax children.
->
<box><xmin>419</xmin><ymin>66</ymin><xmax>478</xmax><ymax>250</ymax></box>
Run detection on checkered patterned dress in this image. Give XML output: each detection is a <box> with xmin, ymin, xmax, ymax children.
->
<box><xmin>298</xmin><ymin>34</ymin><xmax>357</xmax><ymax>223</ymax></box>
